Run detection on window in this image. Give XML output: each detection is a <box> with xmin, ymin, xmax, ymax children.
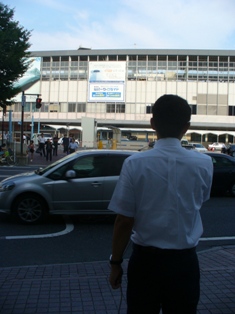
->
<box><xmin>107</xmin><ymin>103</ymin><xmax>115</xmax><ymax>113</ymax></box>
<box><xmin>106</xmin><ymin>155</ymin><xmax>129</xmax><ymax>176</ymax></box>
<box><xmin>108</xmin><ymin>55</ymin><xmax>117</xmax><ymax>61</ymax></box>
<box><xmin>68</xmin><ymin>103</ymin><xmax>76</xmax><ymax>112</ymax></box>
<box><xmin>229</xmin><ymin>106</ymin><xmax>235</xmax><ymax>116</ymax></box>
<box><xmin>72</xmin><ymin>155</ymin><xmax>107</xmax><ymax>178</ymax></box>
<box><xmin>106</xmin><ymin>103</ymin><xmax>125</xmax><ymax>113</ymax></box>
<box><xmin>189</xmin><ymin>104</ymin><xmax>197</xmax><ymax>115</ymax></box>
<box><xmin>212</xmin><ymin>156</ymin><xmax>234</xmax><ymax>168</ymax></box>
<box><xmin>77</xmin><ymin>103</ymin><xmax>86</xmax><ymax>112</ymax></box>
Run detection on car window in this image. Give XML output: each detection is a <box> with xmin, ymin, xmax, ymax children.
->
<box><xmin>47</xmin><ymin>161</ymin><xmax>73</xmax><ymax>180</ymax></box>
<box><xmin>46</xmin><ymin>153</ymin><xmax>130</xmax><ymax>180</ymax></box>
<box><xmin>47</xmin><ymin>155</ymin><xmax>108</xmax><ymax>180</ymax></box>
<box><xmin>106</xmin><ymin>155</ymin><xmax>130</xmax><ymax>176</ymax></box>
<box><xmin>72</xmin><ymin>155</ymin><xmax>107</xmax><ymax>178</ymax></box>
<box><xmin>212</xmin><ymin>156</ymin><xmax>234</xmax><ymax>168</ymax></box>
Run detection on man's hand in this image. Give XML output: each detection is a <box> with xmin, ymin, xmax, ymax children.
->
<box><xmin>109</xmin><ymin>265</ymin><xmax>123</xmax><ymax>289</ymax></box>
<box><xmin>109</xmin><ymin>214</ymin><xmax>134</xmax><ymax>289</ymax></box>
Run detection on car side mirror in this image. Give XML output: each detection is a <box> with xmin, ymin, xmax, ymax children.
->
<box><xmin>65</xmin><ymin>170</ymin><xmax>76</xmax><ymax>178</ymax></box>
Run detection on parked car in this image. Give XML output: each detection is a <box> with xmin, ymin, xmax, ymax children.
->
<box><xmin>0</xmin><ymin>150</ymin><xmax>136</xmax><ymax>224</ymax></box>
<box><xmin>208</xmin><ymin>142</ymin><xmax>225</xmax><ymax>151</ymax></box>
<box><xmin>181</xmin><ymin>143</ymin><xmax>195</xmax><ymax>150</ymax></box>
<box><xmin>191</xmin><ymin>143</ymin><xmax>208</xmax><ymax>153</ymax></box>
<box><xmin>148</xmin><ymin>140</ymin><xmax>156</xmax><ymax>148</ymax></box>
<box><xmin>205</xmin><ymin>152</ymin><xmax>235</xmax><ymax>196</ymax></box>
<box><xmin>226</xmin><ymin>144</ymin><xmax>235</xmax><ymax>157</ymax></box>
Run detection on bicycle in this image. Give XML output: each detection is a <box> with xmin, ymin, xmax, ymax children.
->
<box><xmin>0</xmin><ymin>148</ymin><xmax>16</xmax><ymax>165</ymax></box>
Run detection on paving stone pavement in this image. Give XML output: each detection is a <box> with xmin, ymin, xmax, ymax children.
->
<box><xmin>0</xmin><ymin>246</ymin><xmax>234</xmax><ymax>313</ymax></box>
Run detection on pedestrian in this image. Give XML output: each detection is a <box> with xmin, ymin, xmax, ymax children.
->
<box><xmin>108</xmin><ymin>94</ymin><xmax>213</xmax><ymax>314</ymax></box>
<box><xmin>68</xmin><ymin>138</ymin><xmax>78</xmax><ymax>153</ymax></box>
<box><xmin>38</xmin><ymin>133</ymin><xmax>46</xmax><ymax>157</ymax></box>
<box><xmin>28</xmin><ymin>140</ymin><xmax>35</xmax><ymax>162</ymax></box>
<box><xmin>23</xmin><ymin>133</ymin><xmax>27</xmax><ymax>144</ymax></box>
<box><xmin>53</xmin><ymin>134</ymin><xmax>59</xmax><ymax>156</ymax></box>
<box><xmin>62</xmin><ymin>135</ymin><xmax>69</xmax><ymax>154</ymax></box>
<box><xmin>45</xmin><ymin>139</ymin><xmax>53</xmax><ymax>161</ymax></box>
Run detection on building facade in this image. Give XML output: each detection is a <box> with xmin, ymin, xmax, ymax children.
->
<box><xmin>6</xmin><ymin>48</ymin><xmax>235</xmax><ymax>143</ymax></box>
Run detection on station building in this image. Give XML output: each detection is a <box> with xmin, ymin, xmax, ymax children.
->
<box><xmin>5</xmin><ymin>48</ymin><xmax>235</xmax><ymax>144</ymax></box>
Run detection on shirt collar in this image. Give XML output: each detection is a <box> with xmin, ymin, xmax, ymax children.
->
<box><xmin>154</xmin><ymin>138</ymin><xmax>182</xmax><ymax>148</ymax></box>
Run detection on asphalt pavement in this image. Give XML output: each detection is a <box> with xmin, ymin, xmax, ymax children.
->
<box><xmin>1</xmin><ymin>148</ymin><xmax>235</xmax><ymax>313</ymax></box>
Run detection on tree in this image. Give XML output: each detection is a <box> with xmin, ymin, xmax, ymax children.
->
<box><xmin>0</xmin><ymin>2</ymin><xmax>31</xmax><ymax>112</ymax></box>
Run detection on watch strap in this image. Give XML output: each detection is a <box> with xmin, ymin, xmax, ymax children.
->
<box><xmin>109</xmin><ymin>254</ymin><xmax>123</xmax><ymax>265</ymax></box>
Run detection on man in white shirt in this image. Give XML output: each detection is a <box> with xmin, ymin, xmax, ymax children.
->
<box><xmin>38</xmin><ymin>133</ymin><xmax>46</xmax><ymax>157</ymax></box>
<box><xmin>108</xmin><ymin>94</ymin><xmax>213</xmax><ymax>314</ymax></box>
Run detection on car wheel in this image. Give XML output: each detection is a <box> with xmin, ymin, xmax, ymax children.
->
<box><xmin>13</xmin><ymin>193</ymin><xmax>47</xmax><ymax>224</ymax></box>
<box><xmin>230</xmin><ymin>182</ymin><xmax>235</xmax><ymax>197</ymax></box>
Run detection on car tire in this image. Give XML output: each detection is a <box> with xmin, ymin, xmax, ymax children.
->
<box><xmin>13</xmin><ymin>193</ymin><xmax>47</xmax><ymax>224</ymax></box>
<box><xmin>230</xmin><ymin>182</ymin><xmax>235</xmax><ymax>197</ymax></box>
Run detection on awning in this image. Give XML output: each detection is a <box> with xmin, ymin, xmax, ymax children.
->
<box><xmin>186</xmin><ymin>130</ymin><xmax>235</xmax><ymax>137</ymax></box>
<box><xmin>45</xmin><ymin>124</ymin><xmax>82</xmax><ymax>131</ymax></box>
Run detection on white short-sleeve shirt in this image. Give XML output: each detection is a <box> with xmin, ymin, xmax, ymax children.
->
<box><xmin>108</xmin><ymin>138</ymin><xmax>213</xmax><ymax>249</ymax></box>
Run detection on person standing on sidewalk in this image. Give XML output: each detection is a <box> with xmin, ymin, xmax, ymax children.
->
<box><xmin>45</xmin><ymin>139</ymin><xmax>53</xmax><ymax>161</ymax></box>
<box><xmin>38</xmin><ymin>133</ymin><xmax>46</xmax><ymax>157</ymax></box>
<box><xmin>108</xmin><ymin>94</ymin><xmax>213</xmax><ymax>314</ymax></box>
<box><xmin>68</xmin><ymin>138</ymin><xmax>79</xmax><ymax>153</ymax></box>
<box><xmin>62</xmin><ymin>135</ymin><xmax>69</xmax><ymax>154</ymax></box>
<box><xmin>53</xmin><ymin>134</ymin><xmax>59</xmax><ymax>156</ymax></box>
<box><xmin>28</xmin><ymin>140</ymin><xmax>35</xmax><ymax>162</ymax></box>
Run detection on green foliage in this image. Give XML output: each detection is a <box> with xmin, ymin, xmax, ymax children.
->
<box><xmin>0</xmin><ymin>2</ymin><xmax>31</xmax><ymax>109</ymax></box>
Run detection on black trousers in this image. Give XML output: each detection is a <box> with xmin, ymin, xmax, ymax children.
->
<box><xmin>46</xmin><ymin>149</ymin><xmax>52</xmax><ymax>161</ymax></box>
<box><xmin>39</xmin><ymin>143</ymin><xmax>45</xmax><ymax>156</ymax></box>
<box><xmin>127</xmin><ymin>244</ymin><xmax>200</xmax><ymax>314</ymax></box>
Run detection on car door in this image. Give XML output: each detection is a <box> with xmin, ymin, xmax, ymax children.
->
<box><xmin>211</xmin><ymin>155</ymin><xmax>235</xmax><ymax>193</ymax></box>
<box><xmin>102</xmin><ymin>153</ymin><xmax>132</xmax><ymax>209</ymax></box>
<box><xmin>49</xmin><ymin>153</ymin><xmax>108</xmax><ymax>212</ymax></box>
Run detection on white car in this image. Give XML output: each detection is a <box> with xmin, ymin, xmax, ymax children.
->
<box><xmin>208</xmin><ymin>142</ymin><xmax>225</xmax><ymax>151</ymax></box>
<box><xmin>31</xmin><ymin>133</ymin><xmax>52</xmax><ymax>145</ymax></box>
<box><xmin>191</xmin><ymin>143</ymin><xmax>208</xmax><ymax>153</ymax></box>
<box><xmin>58</xmin><ymin>138</ymin><xmax>79</xmax><ymax>145</ymax></box>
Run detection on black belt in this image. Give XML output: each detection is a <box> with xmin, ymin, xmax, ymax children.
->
<box><xmin>133</xmin><ymin>243</ymin><xmax>196</xmax><ymax>255</ymax></box>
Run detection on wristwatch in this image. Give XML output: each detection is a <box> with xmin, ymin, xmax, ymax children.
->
<box><xmin>109</xmin><ymin>254</ymin><xmax>123</xmax><ymax>265</ymax></box>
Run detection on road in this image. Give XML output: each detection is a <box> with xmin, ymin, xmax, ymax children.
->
<box><xmin>0</xmin><ymin>166</ymin><xmax>234</xmax><ymax>267</ymax></box>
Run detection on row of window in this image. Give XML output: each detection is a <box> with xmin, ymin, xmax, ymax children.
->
<box><xmin>13</xmin><ymin>103</ymin><xmax>235</xmax><ymax>116</ymax></box>
<box><xmin>42</xmin><ymin>55</ymin><xmax>235</xmax><ymax>63</ymax></box>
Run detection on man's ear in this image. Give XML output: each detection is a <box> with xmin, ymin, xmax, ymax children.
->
<box><xmin>150</xmin><ymin>118</ymin><xmax>156</xmax><ymax>130</ymax></box>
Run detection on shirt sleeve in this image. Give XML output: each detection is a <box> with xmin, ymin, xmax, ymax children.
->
<box><xmin>203</xmin><ymin>157</ymin><xmax>214</xmax><ymax>202</ymax></box>
<box><xmin>108</xmin><ymin>159</ymin><xmax>136</xmax><ymax>217</ymax></box>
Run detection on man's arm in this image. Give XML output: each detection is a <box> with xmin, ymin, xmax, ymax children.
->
<box><xmin>109</xmin><ymin>214</ymin><xmax>134</xmax><ymax>289</ymax></box>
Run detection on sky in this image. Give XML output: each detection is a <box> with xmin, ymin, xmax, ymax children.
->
<box><xmin>3</xmin><ymin>0</ymin><xmax>235</xmax><ymax>52</ymax></box>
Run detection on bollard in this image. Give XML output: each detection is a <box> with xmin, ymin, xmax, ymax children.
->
<box><xmin>112</xmin><ymin>139</ymin><xmax>117</xmax><ymax>150</ymax></box>
<box><xmin>98</xmin><ymin>140</ymin><xmax>103</xmax><ymax>149</ymax></box>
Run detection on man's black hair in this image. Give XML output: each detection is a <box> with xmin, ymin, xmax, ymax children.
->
<box><xmin>152</xmin><ymin>94</ymin><xmax>191</xmax><ymax>138</ymax></box>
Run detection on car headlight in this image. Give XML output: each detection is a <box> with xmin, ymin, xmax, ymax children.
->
<box><xmin>0</xmin><ymin>181</ymin><xmax>15</xmax><ymax>191</ymax></box>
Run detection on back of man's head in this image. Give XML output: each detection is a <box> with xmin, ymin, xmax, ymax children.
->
<box><xmin>152</xmin><ymin>94</ymin><xmax>191</xmax><ymax>138</ymax></box>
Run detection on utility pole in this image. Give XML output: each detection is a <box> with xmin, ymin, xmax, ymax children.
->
<box><xmin>20</xmin><ymin>91</ymin><xmax>26</xmax><ymax>155</ymax></box>
<box><xmin>20</xmin><ymin>92</ymin><xmax>42</xmax><ymax>156</ymax></box>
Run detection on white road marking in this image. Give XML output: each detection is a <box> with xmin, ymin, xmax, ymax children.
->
<box><xmin>2</xmin><ymin>216</ymin><xmax>74</xmax><ymax>240</ymax></box>
<box><xmin>200</xmin><ymin>236</ymin><xmax>235</xmax><ymax>241</ymax></box>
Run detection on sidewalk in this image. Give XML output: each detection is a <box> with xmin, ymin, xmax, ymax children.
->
<box><xmin>0</xmin><ymin>246</ymin><xmax>234</xmax><ymax>313</ymax></box>
<box><xmin>27</xmin><ymin>146</ymin><xmax>69</xmax><ymax>167</ymax></box>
